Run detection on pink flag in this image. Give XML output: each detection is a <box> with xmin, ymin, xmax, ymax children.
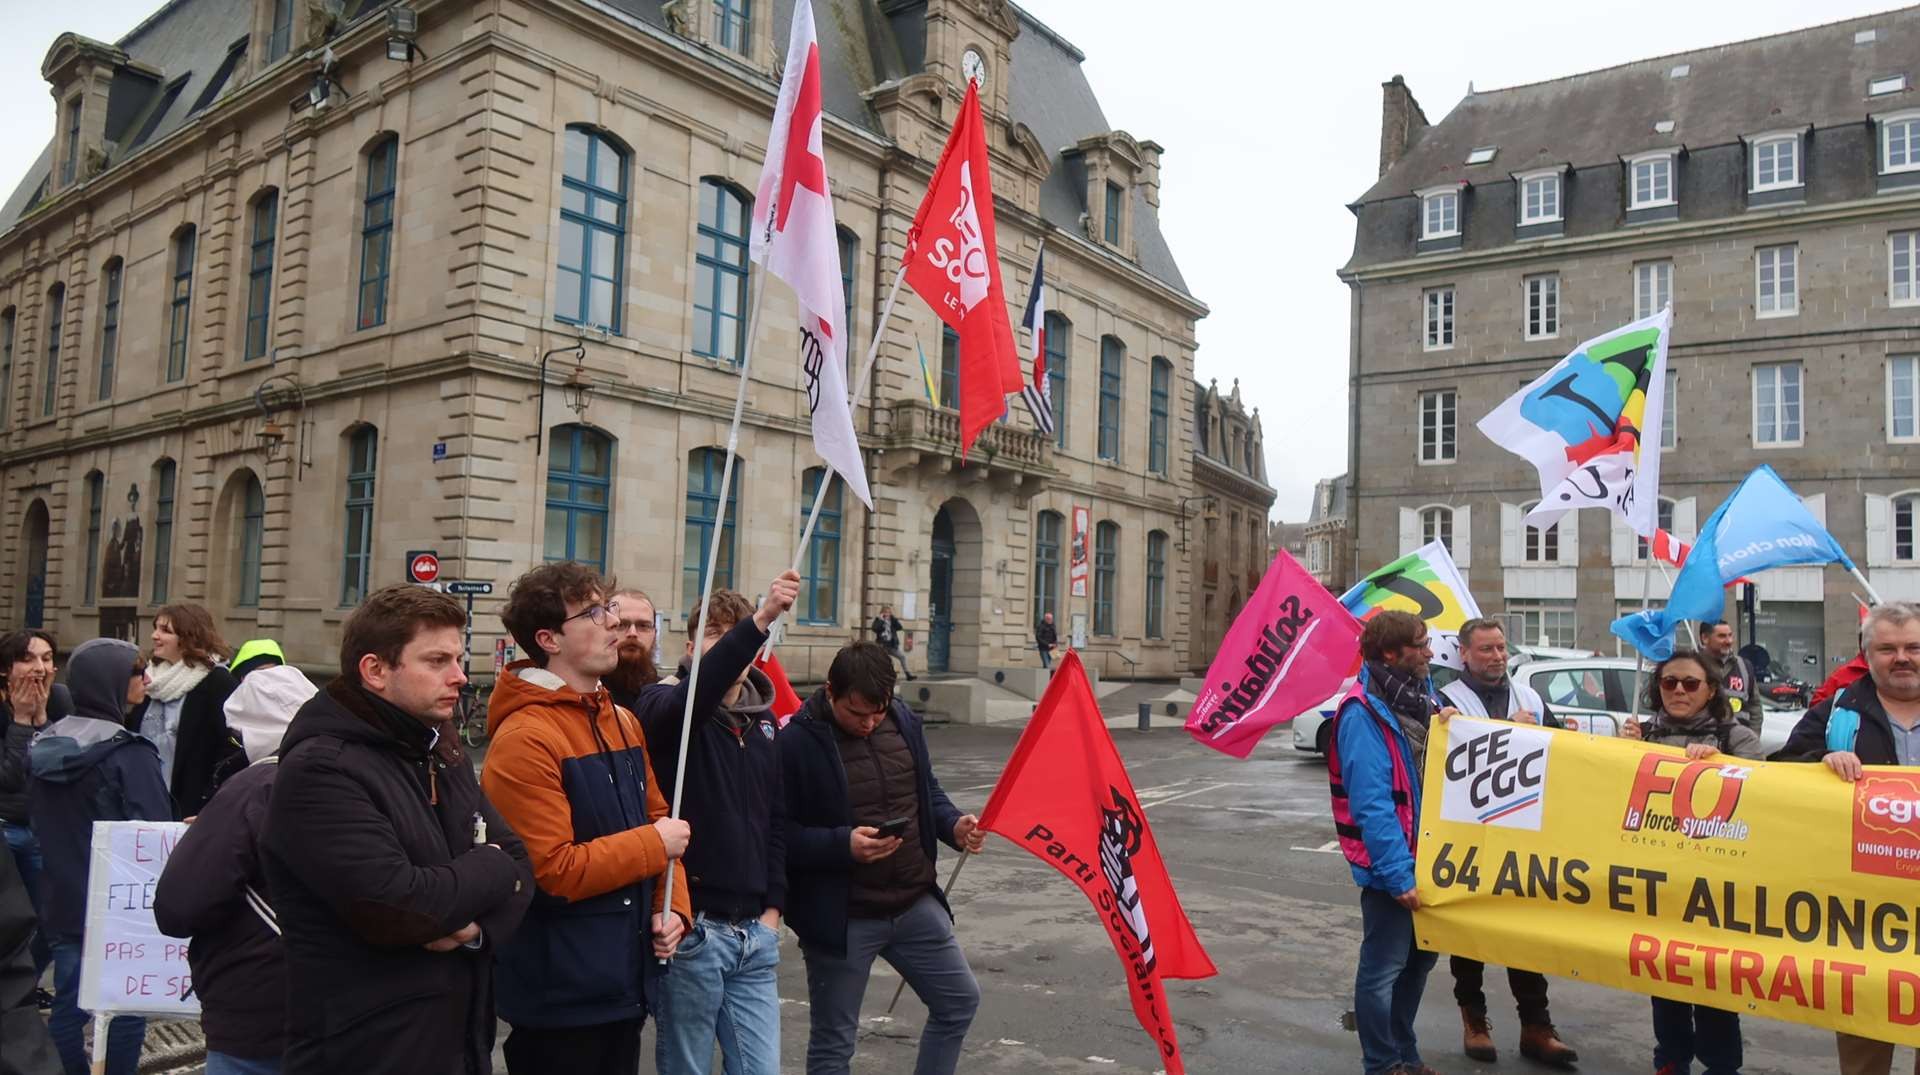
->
<box><xmin>1186</xmin><ymin>548</ymin><xmax>1363</xmax><ymax>759</ymax></box>
<box><xmin>749</xmin><ymin>0</ymin><xmax>871</xmax><ymax>507</ymax></box>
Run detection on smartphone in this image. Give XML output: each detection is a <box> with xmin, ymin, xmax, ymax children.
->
<box><xmin>874</xmin><ymin>817</ymin><xmax>911</xmax><ymax>840</ymax></box>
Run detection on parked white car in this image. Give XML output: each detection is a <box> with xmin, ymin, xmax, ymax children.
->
<box><xmin>1289</xmin><ymin>654</ymin><xmax>1801</xmax><ymax>756</ymax></box>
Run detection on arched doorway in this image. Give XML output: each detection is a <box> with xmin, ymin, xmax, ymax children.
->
<box><xmin>21</xmin><ymin>499</ymin><xmax>49</xmax><ymax>628</ymax></box>
<box><xmin>927</xmin><ymin>499</ymin><xmax>983</xmax><ymax>675</ymax></box>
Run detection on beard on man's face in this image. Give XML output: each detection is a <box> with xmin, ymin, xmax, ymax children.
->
<box><xmin>605</xmin><ymin>643</ymin><xmax>659</xmax><ymax>696</ymax></box>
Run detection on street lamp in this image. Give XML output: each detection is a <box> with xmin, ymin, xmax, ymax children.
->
<box><xmin>1177</xmin><ymin>494</ymin><xmax>1218</xmax><ymax>552</ymax></box>
<box><xmin>561</xmin><ymin>363</ymin><xmax>593</xmax><ymax>420</ymax></box>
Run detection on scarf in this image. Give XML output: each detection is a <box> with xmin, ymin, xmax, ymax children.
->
<box><xmin>147</xmin><ymin>660</ymin><xmax>211</xmax><ymax>704</ymax></box>
<box><xmin>1366</xmin><ymin>659</ymin><xmax>1436</xmax><ymax>771</ymax></box>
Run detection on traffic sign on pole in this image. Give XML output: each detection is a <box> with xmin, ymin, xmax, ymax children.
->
<box><xmin>406</xmin><ymin>550</ymin><xmax>441</xmax><ymax>585</ymax></box>
<box><xmin>446</xmin><ymin>581</ymin><xmax>493</xmax><ymax>596</ymax></box>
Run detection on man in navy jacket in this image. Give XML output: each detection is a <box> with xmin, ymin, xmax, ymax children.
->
<box><xmin>779</xmin><ymin>641</ymin><xmax>984</xmax><ymax>1075</ymax></box>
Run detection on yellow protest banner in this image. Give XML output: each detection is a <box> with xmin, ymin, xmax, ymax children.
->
<box><xmin>1415</xmin><ymin>715</ymin><xmax>1920</xmax><ymax>1046</ymax></box>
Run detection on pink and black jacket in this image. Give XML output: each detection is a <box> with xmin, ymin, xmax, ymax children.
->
<box><xmin>1325</xmin><ymin>668</ymin><xmax>1423</xmax><ymax>895</ymax></box>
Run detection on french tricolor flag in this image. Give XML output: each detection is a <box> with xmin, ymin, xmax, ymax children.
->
<box><xmin>1018</xmin><ymin>242</ymin><xmax>1053</xmax><ymax>437</ymax></box>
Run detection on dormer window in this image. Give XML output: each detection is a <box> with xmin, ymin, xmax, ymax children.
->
<box><xmin>60</xmin><ymin>98</ymin><xmax>81</xmax><ymax>187</ymax></box>
<box><xmin>715</xmin><ymin>0</ymin><xmax>751</xmax><ymax>55</ymax></box>
<box><xmin>1748</xmin><ymin>132</ymin><xmax>1801</xmax><ymax>192</ymax></box>
<box><xmin>1419</xmin><ymin>187</ymin><xmax>1459</xmax><ymax>240</ymax></box>
<box><xmin>1628</xmin><ymin>151</ymin><xmax>1676</xmax><ymax>210</ymax></box>
<box><xmin>1881</xmin><ymin>111</ymin><xmax>1920</xmax><ymax>175</ymax></box>
<box><xmin>1104</xmin><ymin>181</ymin><xmax>1123</xmax><ymax>244</ymax></box>
<box><xmin>1517</xmin><ymin>169</ymin><xmax>1561</xmax><ymax>225</ymax></box>
<box><xmin>267</xmin><ymin>0</ymin><xmax>293</xmax><ymax>62</ymax></box>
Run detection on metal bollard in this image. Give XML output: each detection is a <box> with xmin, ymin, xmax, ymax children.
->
<box><xmin>1138</xmin><ymin>702</ymin><xmax>1151</xmax><ymax>731</ymax></box>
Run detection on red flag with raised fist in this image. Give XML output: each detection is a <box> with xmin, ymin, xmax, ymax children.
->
<box><xmin>903</xmin><ymin>79</ymin><xmax>1023</xmax><ymax>459</ymax></box>
<box><xmin>979</xmin><ymin>651</ymin><xmax>1215</xmax><ymax>1074</ymax></box>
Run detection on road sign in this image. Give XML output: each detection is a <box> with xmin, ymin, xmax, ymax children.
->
<box><xmin>446</xmin><ymin>581</ymin><xmax>493</xmax><ymax>596</ymax></box>
<box><xmin>407</xmin><ymin>550</ymin><xmax>441</xmax><ymax>585</ymax></box>
<box><xmin>432</xmin><ymin>442</ymin><xmax>449</xmax><ymax>462</ymax></box>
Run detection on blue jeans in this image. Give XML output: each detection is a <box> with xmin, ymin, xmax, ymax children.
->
<box><xmin>49</xmin><ymin>938</ymin><xmax>146</xmax><ymax>1075</ymax></box>
<box><xmin>1651</xmin><ymin>997</ymin><xmax>1742</xmax><ymax>1074</ymax></box>
<box><xmin>1355</xmin><ymin>887</ymin><xmax>1438</xmax><ymax>1075</ymax></box>
<box><xmin>653</xmin><ymin>915</ymin><xmax>781</xmax><ymax>1075</ymax></box>
<box><xmin>205</xmin><ymin>1053</ymin><xmax>282</xmax><ymax>1075</ymax></box>
<box><xmin>801</xmin><ymin>893</ymin><xmax>979</xmax><ymax>1075</ymax></box>
<box><xmin>3</xmin><ymin>821</ymin><xmax>48</xmax><ymax>976</ymax></box>
<box><xmin>1038</xmin><ymin>646</ymin><xmax>1053</xmax><ymax>669</ymax></box>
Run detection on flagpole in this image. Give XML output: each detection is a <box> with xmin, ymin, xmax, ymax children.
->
<box><xmin>1630</xmin><ymin>546</ymin><xmax>1654</xmax><ymax>722</ymax></box>
<box><xmin>661</xmin><ymin>273</ymin><xmax>769</xmax><ymax>961</ymax></box>
<box><xmin>765</xmin><ymin>264</ymin><xmax>910</xmax><ymax>654</ymax></box>
<box><xmin>886</xmin><ymin>848</ymin><xmax>974</xmax><ymax>1015</ymax></box>
<box><xmin>1848</xmin><ymin>565</ymin><xmax>1884</xmax><ymax>606</ymax></box>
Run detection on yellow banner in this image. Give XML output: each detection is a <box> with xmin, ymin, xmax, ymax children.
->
<box><xmin>1415</xmin><ymin>715</ymin><xmax>1920</xmax><ymax>1046</ymax></box>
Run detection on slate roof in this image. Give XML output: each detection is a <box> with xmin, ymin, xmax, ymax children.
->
<box><xmin>1355</xmin><ymin>6</ymin><xmax>1920</xmax><ymax>205</ymax></box>
<box><xmin>3</xmin><ymin>0</ymin><xmax>1192</xmax><ymax>296</ymax></box>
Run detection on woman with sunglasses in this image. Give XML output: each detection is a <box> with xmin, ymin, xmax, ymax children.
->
<box><xmin>1619</xmin><ymin>649</ymin><xmax>1764</xmax><ymax>1075</ymax></box>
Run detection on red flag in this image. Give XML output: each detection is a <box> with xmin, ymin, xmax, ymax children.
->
<box><xmin>756</xmin><ymin>650</ymin><xmax>804</xmax><ymax>726</ymax></box>
<box><xmin>979</xmin><ymin>651</ymin><xmax>1215</xmax><ymax>1074</ymax></box>
<box><xmin>903</xmin><ymin>80</ymin><xmax>1023</xmax><ymax>458</ymax></box>
<box><xmin>1650</xmin><ymin>528</ymin><xmax>1751</xmax><ymax>586</ymax></box>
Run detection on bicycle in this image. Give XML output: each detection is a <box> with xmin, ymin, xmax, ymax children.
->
<box><xmin>455</xmin><ymin>683</ymin><xmax>491</xmax><ymax>750</ymax></box>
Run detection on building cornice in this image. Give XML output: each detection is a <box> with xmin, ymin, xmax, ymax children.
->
<box><xmin>1339</xmin><ymin>186</ymin><xmax>1920</xmax><ymax>284</ymax></box>
<box><xmin>1192</xmin><ymin>451</ymin><xmax>1274</xmax><ymax>506</ymax></box>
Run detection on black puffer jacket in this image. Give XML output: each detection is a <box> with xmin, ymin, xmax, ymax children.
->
<box><xmin>264</xmin><ymin>680</ymin><xmax>533</xmax><ymax>1075</ymax></box>
<box><xmin>153</xmin><ymin>759</ymin><xmax>285</xmax><ymax>1059</ymax></box>
<box><xmin>0</xmin><ymin>685</ymin><xmax>73</xmax><ymax>824</ymax></box>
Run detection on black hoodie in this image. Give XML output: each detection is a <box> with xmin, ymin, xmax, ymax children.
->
<box><xmin>264</xmin><ymin>680</ymin><xmax>533</xmax><ymax>1075</ymax></box>
<box><xmin>28</xmin><ymin>639</ymin><xmax>170</xmax><ymax>938</ymax></box>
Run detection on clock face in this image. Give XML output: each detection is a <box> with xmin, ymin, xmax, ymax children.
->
<box><xmin>962</xmin><ymin>48</ymin><xmax>986</xmax><ymax>87</ymax></box>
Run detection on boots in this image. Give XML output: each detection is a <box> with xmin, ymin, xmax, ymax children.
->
<box><xmin>1460</xmin><ymin>1006</ymin><xmax>1497</xmax><ymax>1062</ymax></box>
<box><xmin>1519</xmin><ymin>1021</ymin><xmax>1579</xmax><ymax>1067</ymax></box>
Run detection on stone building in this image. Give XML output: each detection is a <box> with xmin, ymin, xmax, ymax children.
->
<box><xmin>1303</xmin><ymin>472</ymin><xmax>1351</xmax><ymax>592</ymax></box>
<box><xmin>1341</xmin><ymin>11</ymin><xmax>1920</xmax><ymax>669</ymax></box>
<box><xmin>0</xmin><ymin>0</ymin><xmax>1205</xmax><ymax>685</ymax></box>
<box><xmin>1186</xmin><ymin>376</ymin><xmax>1273</xmax><ymax>672</ymax></box>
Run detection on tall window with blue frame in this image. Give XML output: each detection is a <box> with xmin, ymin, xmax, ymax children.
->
<box><xmin>683</xmin><ymin>448</ymin><xmax>739</xmax><ymax>611</ymax></box>
<box><xmin>341</xmin><ymin>426</ymin><xmax>378</xmax><ymax>606</ymax></box>
<box><xmin>267</xmin><ymin>0</ymin><xmax>293</xmax><ymax>62</ymax></box>
<box><xmin>42</xmin><ymin>284</ymin><xmax>63</xmax><ymax>417</ymax></box>
<box><xmin>358</xmin><ymin>136</ymin><xmax>397</xmax><ymax>330</ymax></box>
<box><xmin>1034</xmin><ymin>510</ymin><xmax>1063</xmax><ymax>625</ymax></box>
<box><xmin>1145</xmin><ymin>530</ymin><xmax>1167</xmax><ymax>639</ymax></box>
<box><xmin>97</xmin><ymin>260</ymin><xmax>121</xmax><ymax>399</ymax></box>
<box><xmin>1044</xmin><ymin>312</ymin><xmax>1069</xmax><ymax>447</ymax></box>
<box><xmin>1098</xmin><ymin>335</ymin><xmax>1124</xmax><ymax>461</ymax></box>
<box><xmin>694</xmin><ymin>180</ymin><xmax>750</xmax><ymax>363</ymax></box>
<box><xmin>83</xmin><ymin>471</ymin><xmax>102</xmax><ymax>606</ymax></box>
<box><xmin>1148</xmin><ymin>357</ymin><xmax>1171</xmax><ymax>475</ymax></box>
<box><xmin>1104</xmin><ymin>181</ymin><xmax>1123</xmax><ymax>244</ymax></box>
<box><xmin>838</xmin><ymin>227</ymin><xmax>858</xmax><ymax>370</ymax></box>
<box><xmin>152</xmin><ymin>459</ymin><xmax>175</xmax><ymax>602</ymax></box>
<box><xmin>0</xmin><ymin>307</ymin><xmax>14</xmax><ymax>430</ymax></box>
<box><xmin>245</xmin><ymin>191</ymin><xmax>277</xmax><ymax>360</ymax></box>
<box><xmin>167</xmin><ymin>227</ymin><xmax>195</xmax><ymax>382</ymax></box>
<box><xmin>1094</xmin><ymin>521</ymin><xmax>1118</xmax><ymax>636</ymax></box>
<box><xmin>558</xmin><ymin>126</ymin><xmax>627</xmax><ymax>334</ymax></box>
<box><xmin>715</xmin><ymin>0</ymin><xmax>750</xmax><ymax>54</ymax></box>
<box><xmin>238</xmin><ymin>474</ymin><xmax>264</xmax><ymax>607</ymax></box>
<box><xmin>799</xmin><ymin>467</ymin><xmax>841</xmax><ymax>625</ymax></box>
<box><xmin>545</xmin><ymin>425</ymin><xmax>612</xmax><ymax>571</ymax></box>
<box><xmin>939</xmin><ymin>325</ymin><xmax>959</xmax><ymax>408</ymax></box>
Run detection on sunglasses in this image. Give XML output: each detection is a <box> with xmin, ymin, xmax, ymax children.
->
<box><xmin>1659</xmin><ymin>675</ymin><xmax>1706</xmax><ymax>693</ymax></box>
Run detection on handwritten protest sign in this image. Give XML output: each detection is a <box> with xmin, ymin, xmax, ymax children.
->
<box><xmin>77</xmin><ymin>821</ymin><xmax>198</xmax><ymax>1017</ymax></box>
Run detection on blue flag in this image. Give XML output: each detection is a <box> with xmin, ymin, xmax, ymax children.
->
<box><xmin>1610</xmin><ymin>466</ymin><xmax>1855</xmax><ymax>659</ymax></box>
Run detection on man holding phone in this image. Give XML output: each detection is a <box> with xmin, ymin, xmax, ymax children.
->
<box><xmin>779</xmin><ymin>641</ymin><xmax>986</xmax><ymax>1075</ymax></box>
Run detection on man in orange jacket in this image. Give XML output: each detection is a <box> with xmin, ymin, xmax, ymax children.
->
<box><xmin>481</xmin><ymin>562</ymin><xmax>697</xmax><ymax>1074</ymax></box>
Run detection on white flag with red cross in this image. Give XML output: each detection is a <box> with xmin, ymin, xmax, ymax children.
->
<box><xmin>750</xmin><ymin>0</ymin><xmax>871</xmax><ymax>507</ymax></box>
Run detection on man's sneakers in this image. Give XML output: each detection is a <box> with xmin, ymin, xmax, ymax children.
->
<box><xmin>1519</xmin><ymin>1022</ymin><xmax>1579</xmax><ymax>1067</ymax></box>
<box><xmin>1461</xmin><ymin>1006</ymin><xmax>1498</xmax><ymax>1062</ymax></box>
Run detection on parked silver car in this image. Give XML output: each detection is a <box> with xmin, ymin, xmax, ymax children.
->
<box><xmin>1289</xmin><ymin>653</ymin><xmax>1800</xmax><ymax>756</ymax></box>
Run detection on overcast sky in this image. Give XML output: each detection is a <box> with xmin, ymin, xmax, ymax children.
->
<box><xmin>0</xmin><ymin>1</ymin><xmax>1894</xmax><ymax>519</ymax></box>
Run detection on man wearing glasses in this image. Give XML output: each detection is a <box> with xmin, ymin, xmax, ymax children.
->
<box><xmin>482</xmin><ymin>562</ymin><xmax>796</xmax><ymax>1074</ymax></box>
<box><xmin>1778</xmin><ymin>601</ymin><xmax>1920</xmax><ymax>1075</ymax></box>
<box><xmin>605</xmin><ymin>589</ymin><xmax>662</xmax><ymax>713</ymax></box>
<box><xmin>779</xmin><ymin>641</ymin><xmax>986</xmax><ymax>1075</ymax></box>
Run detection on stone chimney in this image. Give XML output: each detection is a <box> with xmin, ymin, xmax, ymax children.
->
<box><xmin>1137</xmin><ymin>139</ymin><xmax>1163</xmax><ymax>210</ymax></box>
<box><xmin>1378</xmin><ymin>74</ymin><xmax>1430</xmax><ymax>178</ymax></box>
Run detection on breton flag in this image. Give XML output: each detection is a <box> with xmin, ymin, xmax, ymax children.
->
<box><xmin>1018</xmin><ymin>241</ymin><xmax>1054</xmax><ymax>436</ymax></box>
<box><xmin>903</xmin><ymin>79</ymin><xmax>1024</xmax><ymax>459</ymax></box>
<box><xmin>981</xmin><ymin>651</ymin><xmax>1216</xmax><ymax>1074</ymax></box>
<box><xmin>1477</xmin><ymin>308</ymin><xmax>1671</xmax><ymax>536</ymax></box>
<box><xmin>749</xmin><ymin>0</ymin><xmax>871</xmax><ymax>507</ymax></box>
